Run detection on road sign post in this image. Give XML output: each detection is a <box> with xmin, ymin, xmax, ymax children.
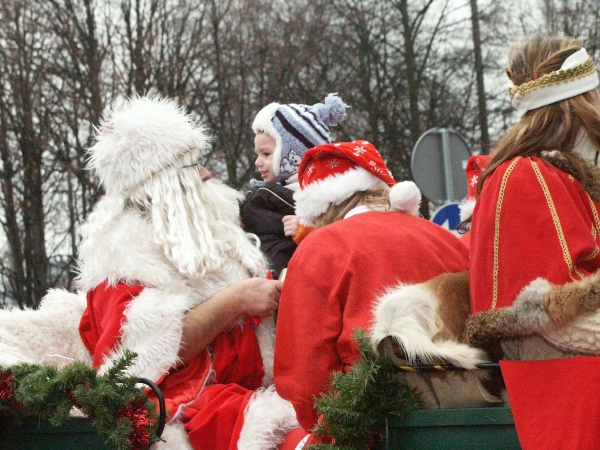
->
<box><xmin>411</xmin><ymin>128</ymin><xmax>471</xmax><ymax>203</ymax></box>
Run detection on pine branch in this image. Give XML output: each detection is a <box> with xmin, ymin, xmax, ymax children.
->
<box><xmin>0</xmin><ymin>352</ymin><xmax>161</xmax><ymax>450</ymax></box>
<box><xmin>310</xmin><ymin>329</ymin><xmax>422</xmax><ymax>449</ymax></box>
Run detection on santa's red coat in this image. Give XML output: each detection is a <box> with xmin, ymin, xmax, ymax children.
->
<box><xmin>79</xmin><ymin>281</ymin><xmax>265</xmax><ymax>449</ymax></box>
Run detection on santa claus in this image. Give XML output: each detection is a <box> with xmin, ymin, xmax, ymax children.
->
<box><xmin>0</xmin><ymin>95</ymin><xmax>298</xmax><ymax>449</ymax></box>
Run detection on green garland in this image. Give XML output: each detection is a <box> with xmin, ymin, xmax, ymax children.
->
<box><xmin>309</xmin><ymin>329</ymin><xmax>423</xmax><ymax>450</ymax></box>
<box><xmin>0</xmin><ymin>350</ymin><xmax>161</xmax><ymax>450</ymax></box>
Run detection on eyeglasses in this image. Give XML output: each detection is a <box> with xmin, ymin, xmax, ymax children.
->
<box><xmin>181</xmin><ymin>157</ymin><xmax>209</xmax><ymax>170</ymax></box>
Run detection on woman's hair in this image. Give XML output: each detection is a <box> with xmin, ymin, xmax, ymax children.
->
<box><xmin>313</xmin><ymin>188</ymin><xmax>390</xmax><ymax>228</ymax></box>
<box><xmin>478</xmin><ymin>35</ymin><xmax>600</xmax><ymax>194</ymax></box>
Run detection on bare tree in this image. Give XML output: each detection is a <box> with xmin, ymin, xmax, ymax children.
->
<box><xmin>0</xmin><ymin>1</ymin><xmax>51</xmax><ymax>307</ymax></box>
<box><xmin>470</xmin><ymin>0</ymin><xmax>490</xmax><ymax>153</ymax></box>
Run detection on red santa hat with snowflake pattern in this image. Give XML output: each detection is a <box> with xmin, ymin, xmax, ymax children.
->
<box><xmin>458</xmin><ymin>153</ymin><xmax>493</xmax><ymax>222</ymax></box>
<box><xmin>294</xmin><ymin>140</ymin><xmax>421</xmax><ymax>226</ymax></box>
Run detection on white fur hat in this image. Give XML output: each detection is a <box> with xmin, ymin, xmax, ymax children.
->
<box><xmin>88</xmin><ymin>95</ymin><xmax>210</xmax><ymax>196</ymax></box>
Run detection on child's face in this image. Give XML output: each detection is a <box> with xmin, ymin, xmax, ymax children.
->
<box><xmin>254</xmin><ymin>132</ymin><xmax>277</xmax><ymax>184</ymax></box>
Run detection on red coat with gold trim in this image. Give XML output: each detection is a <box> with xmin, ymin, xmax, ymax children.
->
<box><xmin>470</xmin><ymin>155</ymin><xmax>600</xmax><ymax>313</ymax></box>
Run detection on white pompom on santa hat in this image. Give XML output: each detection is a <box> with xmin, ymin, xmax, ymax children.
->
<box><xmin>294</xmin><ymin>140</ymin><xmax>421</xmax><ymax>226</ymax></box>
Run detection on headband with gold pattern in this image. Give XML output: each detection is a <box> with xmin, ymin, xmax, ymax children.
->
<box><xmin>508</xmin><ymin>48</ymin><xmax>599</xmax><ymax>118</ymax></box>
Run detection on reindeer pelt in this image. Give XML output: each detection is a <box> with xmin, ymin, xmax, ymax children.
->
<box><xmin>371</xmin><ymin>271</ymin><xmax>487</xmax><ymax>370</ymax></box>
<box><xmin>371</xmin><ymin>272</ymin><xmax>505</xmax><ymax>408</ymax></box>
<box><xmin>0</xmin><ymin>289</ymin><xmax>91</xmax><ymax>368</ymax></box>
<box><xmin>543</xmin><ymin>269</ymin><xmax>600</xmax><ymax>326</ymax></box>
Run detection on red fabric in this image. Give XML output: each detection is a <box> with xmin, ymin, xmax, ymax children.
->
<box><xmin>459</xmin><ymin>230</ymin><xmax>471</xmax><ymax>252</ymax></box>
<box><xmin>274</xmin><ymin>211</ymin><xmax>470</xmax><ymax>430</ymax></box>
<box><xmin>465</xmin><ymin>154</ymin><xmax>492</xmax><ymax>201</ymax></box>
<box><xmin>279</xmin><ymin>427</ymin><xmax>319</xmax><ymax>449</ymax></box>
<box><xmin>182</xmin><ymin>383</ymin><xmax>254</xmax><ymax>450</ymax></box>
<box><xmin>211</xmin><ymin>315</ymin><xmax>264</xmax><ymax>389</ymax></box>
<box><xmin>79</xmin><ymin>281</ymin><xmax>266</xmax><ymax>444</ymax></box>
<box><xmin>79</xmin><ymin>282</ymin><xmax>211</xmax><ymax>419</ymax></box>
<box><xmin>298</xmin><ymin>142</ymin><xmax>395</xmax><ymax>189</ymax></box>
<box><xmin>79</xmin><ymin>282</ymin><xmax>145</xmax><ymax>368</ymax></box>
<box><xmin>470</xmin><ymin>156</ymin><xmax>600</xmax><ymax>313</ymax></box>
<box><xmin>145</xmin><ymin>353</ymin><xmax>211</xmax><ymax>419</ymax></box>
<box><xmin>500</xmin><ymin>357</ymin><xmax>600</xmax><ymax>450</ymax></box>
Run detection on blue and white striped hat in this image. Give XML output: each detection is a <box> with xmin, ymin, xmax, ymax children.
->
<box><xmin>252</xmin><ymin>93</ymin><xmax>347</xmax><ymax>182</ymax></box>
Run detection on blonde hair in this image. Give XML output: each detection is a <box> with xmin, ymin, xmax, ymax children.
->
<box><xmin>479</xmin><ymin>35</ymin><xmax>600</xmax><ymax>194</ymax></box>
<box><xmin>313</xmin><ymin>188</ymin><xmax>390</xmax><ymax>229</ymax></box>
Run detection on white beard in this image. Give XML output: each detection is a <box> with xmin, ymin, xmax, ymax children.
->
<box><xmin>76</xmin><ymin>178</ymin><xmax>267</xmax><ymax>297</ymax></box>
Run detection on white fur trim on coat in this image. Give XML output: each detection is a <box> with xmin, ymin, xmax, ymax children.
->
<box><xmin>151</xmin><ymin>420</ymin><xmax>193</xmax><ymax>450</ymax></box>
<box><xmin>237</xmin><ymin>386</ymin><xmax>299</xmax><ymax>450</ymax></box>
<box><xmin>371</xmin><ymin>283</ymin><xmax>487</xmax><ymax>369</ymax></box>
<box><xmin>252</xmin><ymin>103</ymin><xmax>283</xmax><ymax>177</ymax></box>
<box><xmin>459</xmin><ymin>198</ymin><xmax>476</xmax><ymax>222</ymax></box>
<box><xmin>97</xmin><ymin>287</ymin><xmax>192</xmax><ymax>382</ymax></box>
<box><xmin>294</xmin><ymin>167</ymin><xmax>389</xmax><ymax>226</ymax></box>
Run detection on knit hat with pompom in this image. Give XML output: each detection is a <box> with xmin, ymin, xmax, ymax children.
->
<box><xmin>252</xmin><ymin>93</ymin><xmax>348</xmax><ymax>182</ymax></box>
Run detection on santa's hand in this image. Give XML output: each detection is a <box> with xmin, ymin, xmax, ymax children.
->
<box><xmin>232</xmin><ymin>277</ymin><xmax>282</xmax><ymax>317</ymax></box>
<box><xmin>282</xmin><ymin>215</ymin><xmax>300</xmax><ymax>237</ymax></box>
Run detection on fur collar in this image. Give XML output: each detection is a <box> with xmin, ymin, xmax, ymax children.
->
<box><xmin>76</xmin><ymin>208</ymin><xmax>257</xmax><ymax>299</ymax></box>
<box><xmin>466</xmin><ymin>274</ymin><xmax>600</xmax><ymax>358</ymax></box>
<box><xmin>542</xmin><ymin>151</ymin><xmax>600</xmax><ymax>203</ymax></box>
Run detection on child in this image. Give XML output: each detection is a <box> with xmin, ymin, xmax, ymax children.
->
<box><xmin>239</xmin><ymin>93</ymin><xmax>347</xmax><ymax>279</ymax></box>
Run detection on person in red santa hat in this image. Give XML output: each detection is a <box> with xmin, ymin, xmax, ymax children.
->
<box><xmin>457</xmin><ymin>153</ymin><xmax>493</xmax><ymax>251</ymax></box>
<box><xmin>464</xmin><ymin>35</ymin><xmax>600</xmax><ymax>450</ymax></box>
<box><xmin>272</xmin><ymin>140</ymin><xmax>470</xmax><ymax>446</ymax></box>
<box><xmin>72</xmin><ymin>95</ymin><xmax>299</xmax><ymax>449</ymax></box>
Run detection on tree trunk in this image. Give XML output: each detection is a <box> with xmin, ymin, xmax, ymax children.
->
<box><xmin>470</xmin><ymin>0</ymin><xmax>490</xmax><ymax>154</ymax></box>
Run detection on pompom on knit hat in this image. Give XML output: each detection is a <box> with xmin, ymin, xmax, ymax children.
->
<box><xmin>294</xmin><ymin>140</ymin><xmax>422</xmax><ymax>226</ymax></box>
<box><xmin>87</xmin><ymin>95</ymin><xmax>210</xmax><ymax>197</ymax></box>
<box><xmin>252</xmin><ymin>93</ymin><xmax>347</xmax><ymax>182</ymax></box>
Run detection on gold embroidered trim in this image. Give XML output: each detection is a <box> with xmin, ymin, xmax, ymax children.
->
<box><xmin>492</xmin><ymin>158</ymin><xmax>521</xmax><ymax>310</ymax></box>
<box><xmin>508</xmin><ymin>57</ymin><xmax>597</xmax><ymax>100</ymax></box>
<box><xmin>531</xmin><ymin>160</ymin><xmax>584</xmax><ymax>280</ymax></box>
<box><xmin>578</xmin><ymin>194</ymin><xmax>600</xmax><ymax>262</ymax></box>
<box><xmin>588</xmin><ymin>194</ymin><xmax>600</xmax><ymax>235</ymax></box>
<box><xmin>578</xmin><ymin>246</ymin><xmax>599</xmax><ymax>263</ymax></box>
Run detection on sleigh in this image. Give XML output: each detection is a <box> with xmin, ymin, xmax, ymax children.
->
<box><xmin>4</xmin><ymin>268</ymin><xmax>597</xmax><ymax>450</ymax></box>
<box><xmin>0</xmin><ymin>406</ymin><xmax>519</xmax><ymax>450</ymax></box>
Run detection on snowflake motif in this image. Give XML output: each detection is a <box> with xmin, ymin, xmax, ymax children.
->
<box><xmin>307</xmin><ymin>165</ymin><xmax>315</xmax><ymax>176</ymax></box>
<box><xmin>327</xmin><ymin>159</ymin><xmax>340</xmax><ymax>169</ymax></box>
<box><xmin>371</xmin><ymin>167</ymin><xmax>385</xmax><ymax>175</ymax></box>
<box><xmin>369</xmin><ymin>160</ymin><xmax>377</xmax><ymax>166</ymax></box>
<box><xmin>280</xmin><ymin>150</ymin><xmax>303</xmax><ymax>176</ymax></box>
<box><xmin>353</xmin><ymin>145</ymin><xmax>367</xmax><ymax>156</ymax></box>
<box><xmin>470</xmin><ymin>174</ymin><xmax>479</xmax><ymax>187</ymax></box>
